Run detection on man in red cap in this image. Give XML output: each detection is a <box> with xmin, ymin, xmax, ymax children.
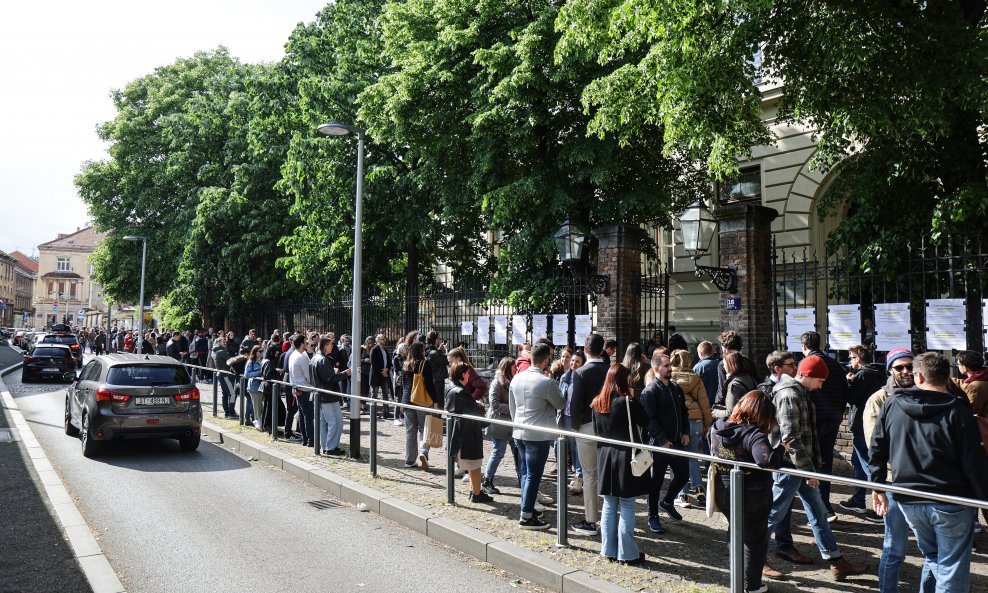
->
<box><xmin>764</xmin><ymin>355</ymin><xmax>869</xmax><ymax>581</ymax></box>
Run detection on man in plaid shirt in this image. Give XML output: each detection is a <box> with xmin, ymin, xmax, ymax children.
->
<box><xmin>763</xmin><ymin>356</ymin><xmax>869</xmax><ymax>581</ymax></box>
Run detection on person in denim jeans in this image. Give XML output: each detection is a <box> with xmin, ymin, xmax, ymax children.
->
<box><xmin>669</xmin><ymin>349</ymin><xmax>711</xmax><ymax>508</ymax></box>
<box><xmin>508</xmin><ymin>343</ymin><xmax>563</xmax><ymax>530</ymax></box>
<box><xmin>482</xmin><ymin>356</ymin><xmax>520</xmax><ymax>495</ymax></box>
<box><xmin>559</xmin><ymin>351</ymin><xmax>585</xmax><ymax>494</ymax></box>
<box><xmin>869</xmin><ymin>352</ymin><xmax>988</xmax><ymax>593</ymax></box>
<box><xmin>765</xmin><ymin>357</ymin><xmax>868</xmax><ymax>581</ymax></box>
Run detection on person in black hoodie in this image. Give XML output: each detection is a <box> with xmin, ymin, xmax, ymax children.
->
<box><xmin>869</xmin><ymin>352</ymin><xmax>988</xmax><ymax>593</ymax></box>
<box><xmin>710</xmin><ymin>390</ymin><xmax>784</xmax><ymax>593</ymax></box>
<box><xmin>799</xmin><ymin>331</ymin><xmax>847</xmax><ymax>517</ymax></box>
<box><xmin>446</xmin><ymin>362</ymin><xmax>492</xmax><ymax>503</ymax></box>
<box><xmin>839</xmin><ymin>344</ymin><xmax>886</xmax><ymax>519</ymax></box>
<box><xmin>640</xmin><ymin>351</ymin><xmax>690</xmax><ymax>535</ymax></box>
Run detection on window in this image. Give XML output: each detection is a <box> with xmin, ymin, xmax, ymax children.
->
<box><xmin>47</xmin><ymin>281</ymin><xmax>53</xmax><ymax>295</ymax></box>
<box><xmin>56</xmin><ymin>257</ymin><xmax>70</xmax><ymax>272</ymax></box>
<box><xmin>107</xmin><ymin>365</ymin><xmax>191</xmax><ymax>387</ymax></box>
<box><xmin>718</xmin><ymin>166</ymin><xmax>761</xmax><ymax>202</ymax></box>
<box><xmin>58</xmin><ymin>282</ymin><xmax>65</xmax><ymax>296</ymax></box>
<box><xmin>70</xmin><ymin>283</ymin><xmax>77</xmax><ymax>298</ymax></box>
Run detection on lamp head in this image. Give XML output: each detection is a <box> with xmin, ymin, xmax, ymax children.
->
<box><xmin>122</xmin><ymin>235</ymin><xmax>145</xmax><ymax>242</ymax></box>
<box><xmin>553</xmin><ymin>218</ymin><xmax>587</xmax><ymax>265</ymax></box>
<box><xmin>677</xmin><ymin>201</ymin><xmax>717</xmax><ymax>259</ymax></box>
<box><xmin>317</xmin><ymin>122</ymin><xmax>364</xmax><ymax>137</ymax></box>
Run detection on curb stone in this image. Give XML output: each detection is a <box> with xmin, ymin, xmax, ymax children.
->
<box><xmin>202</xmin><ymin>420</ymin><xmax>634</xmax><ymax>593</ymax></box>
<box><xmin>1</xmin><ymin>352</ymin><xmax>126</xmax><ymax>593</ymax></box>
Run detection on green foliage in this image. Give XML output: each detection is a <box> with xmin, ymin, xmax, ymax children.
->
<box><xmin>556</xmin><ymin>0</ymin><xmax>988</xmax><ymax>265</ymax></box>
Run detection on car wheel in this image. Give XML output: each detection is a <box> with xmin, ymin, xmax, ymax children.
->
<box><xmin>80</xmin><ymin>413</ymin><xmax>99</xmax><ymax>458</ymax></box>
<box><xmin>178</xmin><ymin>432</ymin><xmax>201</xmax><ymax>452</ymax></box>
<box><xmin>64</xmin><ymin>397</ymin><xmax>79</xmax><ymax>437</ymax></box>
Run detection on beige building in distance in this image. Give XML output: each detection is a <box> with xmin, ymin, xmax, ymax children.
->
<box><xmin>32</xmin><ymin>227</ymin><xmax>106</xmax><ymax>329</ymax></box>
<box><xmin>7</xmin><ymin>251</ymin><xmax>38</xmax><ymax>328</ymax></box>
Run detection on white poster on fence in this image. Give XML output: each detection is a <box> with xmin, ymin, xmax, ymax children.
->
<box><xmin>574</xmin><ymin>314</ymin><xmax>593</xmax><ymax>345</ymax></box>
<box><xmin>460</xmin><ymin>321</ymin><xmax>473</xmax><ymax>337</ymax></box>
<box><xmin>827</xmin><ymin>304</ymin><xmax>860</xmax><ymax>350</ymax></box>
<box><xmin>476</xmin><ymin>316</ymin><xmax>490</xmax><ymax>345</ymax></box>
<box><xmin>551</xmin><ymin>314</ymin><xmax>568</xmax><ymax>347</ymax></box>
<box><xmin>785</xmin><ymin>308</ymin><xmax>816</xmax><ymax>351</ymax></box>
<box><xmin>531</xmin><ymin>314</ymin><xmax>548</xmax><ymax>342</ymax></box>
<box><xmin>926</xmin><ymin>327</ymin><xmax>966</xmax><ymax>351</ymax></box>
<box><xmin>493</xmin><ymin>315</ymin><xmax>508</xmax><ymax>344</ymax></box>
<box><xmin>925</xmin><ymin>298</ymin><xmax>967</xmax><ymax>350</ymax></box>
<box><xmin>874</xmin><ymin>302</ymin><xmax>911</xmax><ymax>351</ymax></box>
<box><xmin>511</xmin><ymin>315</ymin><xmax>527</xmax><ymax>345</ymax></box>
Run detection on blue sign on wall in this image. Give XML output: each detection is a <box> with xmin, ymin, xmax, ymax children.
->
<box><xmin>726</xmin><ymin>297</ymin><xmax>742</xmax><ymax>311</ymax></box>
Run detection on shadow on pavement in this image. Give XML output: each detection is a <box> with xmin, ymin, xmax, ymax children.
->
<box><xmin>90</xmin><ymin>438</ymin><xmax>253</xmax><ymax>473</ymax></box>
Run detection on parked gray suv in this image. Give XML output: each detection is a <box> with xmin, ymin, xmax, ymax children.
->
<box><xmin>65</xmin><ymin>354</ymin><xmax>203</xmax><ymax>457</ymax></box>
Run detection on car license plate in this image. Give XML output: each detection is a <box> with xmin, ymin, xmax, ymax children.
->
<box><xmin>136</xmin><ymin>397</ymin><xmax>171</xmax><ymax>406</ymax></box>
<box><xmin>43</xmin><ymin>367</ymin><xmax>58</xmax><ymax>372</ymax></box>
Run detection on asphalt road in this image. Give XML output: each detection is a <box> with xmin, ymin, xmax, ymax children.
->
<box><xmin>5</xmin><ymin>353</ymin><xmax>529</xmax><ymax>593</ymax></box>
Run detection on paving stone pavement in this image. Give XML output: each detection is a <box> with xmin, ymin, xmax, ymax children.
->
<box><xmin>198</xmin><ymin>383</ymin><xmax>988</xmax><ymax>593</ymax></box>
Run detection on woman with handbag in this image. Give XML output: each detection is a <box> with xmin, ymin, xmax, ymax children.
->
<box><xmin>401</xmin><ymin>340</ymin><xmax>441</xmax><ymax>469</ymax></box>
<box><xmin>481</xmin><ymin>357</ymin><xmax>520</xmax><ymax>495</ymax></box>
<box><xmin>244</xmin><ymin>345</ymin><xmax>265</xmax><ymax>430</ymax></box>
<box><xmin>592</xmin><ymin>363</ymin><xmax>651</xmax><ymax>565</ymax></box>
<box><xmin>709</xmin><ymin>390</ymin><xmax>784</xmax><ymax>593</ymax></box>
<box><xmin>446</xmin><ymin>362</ymin><xmax>493</xmax><ymax>503</ymax></box>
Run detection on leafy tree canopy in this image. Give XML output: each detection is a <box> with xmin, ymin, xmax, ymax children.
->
<box><xmin>556</xmin><ymin>0</ymin><xmax>988</xmax><ymax>266</ymax></box>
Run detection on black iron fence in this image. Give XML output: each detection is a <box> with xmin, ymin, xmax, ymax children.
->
<box><xmin>772</xmin><ymin>237</ymin><xmax>988</xmax><ymax>358</ymax></box>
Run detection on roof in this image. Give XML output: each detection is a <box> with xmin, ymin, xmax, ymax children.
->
<box><xmin>8</xmin><ymin>251</ymin><xmax>39</xmax><ymax>274</ymax></box>
<box><xmin>38</xmin><ymin>227</ymin><xmax>106</xmax><ymax>251</ymax></box>
<box><xmin>97</xmin><ymin>353</ymin><xmax>184</xmax><ymax>367</ymax></box>
<box><xmin>40</xmin><ymin>271</ymin><xmax>84</xmax><ymax>280</ymax></box>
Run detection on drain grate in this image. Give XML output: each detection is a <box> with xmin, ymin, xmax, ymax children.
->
<box><xmin>307</xmin><ymin>499</ymin><xmax>343</xmax><ymax>510</ymax></box>
<box><xmin>0</xmin><ymin>429</ymin><xmax>14</xmax><ymax>443</ymax></box>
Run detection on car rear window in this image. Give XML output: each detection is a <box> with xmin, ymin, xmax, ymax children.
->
<box><xmin>32</xmin><ymin>347</ymin><xmax>71</xmax><ymax>358</ymax></box>
<box><xmin>106</xmin><ymin>365</ymin><xmax>191</xmax><ymax>387</ymax></box>
<box><xmin>44</xmin><ymin>335</ymin><xmax>78</xmax><ymax>344</ymax></box>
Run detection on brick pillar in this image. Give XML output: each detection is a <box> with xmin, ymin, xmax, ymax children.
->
<box><xmin>593</xmin><ymin>224</ymin><xmax>647</xmax><ymax>352</ymax></box>
<box><xmin>717</xmin><ymin>204</ymin><xmax>778</xmax><ymax>375</ymax></box>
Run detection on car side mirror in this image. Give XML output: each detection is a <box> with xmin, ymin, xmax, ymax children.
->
<box><xmin>63</xmin><ymin>372</ymin><xmax>77</xmax><ymax>383</ymax></box>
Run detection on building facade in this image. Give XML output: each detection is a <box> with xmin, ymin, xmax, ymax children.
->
<box><xmin>32</xmin><ymin>227</ymin><xmax>106</xmax><ymax>329</ymax></box>
<box><xmin>0</xmin><ymin>251</ymin><xmax>17</xmax><ymax>327</ymax></box>
<box><xmin>8</xmin><ymin>251</ymin><xmax>39</xmax><ymax>328</ymax></box>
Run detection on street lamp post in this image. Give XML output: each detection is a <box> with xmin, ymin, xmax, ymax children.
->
<box><xmin>317</xmin><ymin>121</ymin><xmax>365</xmax><ymax>459</ymax></box>
<box><xmin>677</xmin><ymin>201</ymin><xmax>738</xmax><ymax>293</ymax></box>
<box><xmin>123</xmin><ymin>236</ymin><xmax>148</xmax><ymax>353</ymax></box>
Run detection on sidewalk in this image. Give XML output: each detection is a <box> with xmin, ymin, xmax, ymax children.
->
<box><xmin>197</xmin><ymin>383</ymin><xmax>988</xmax><ymax>593</ymax></box>
<box><xmin>0</xmin><ymin>349</ymin><xmax>93</xmax><ymax>593</ymax></box>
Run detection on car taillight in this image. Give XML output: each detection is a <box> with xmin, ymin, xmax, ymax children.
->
<box><xmin>70</xmin><ymin>344</ymin><xmax>79</xmax><ymax>350</ymax></box>
<box><xmin>25</xmin><ymin>357</ymin><xmax>38</xmax><ymax>363</ymax></box>
<box><xmin>96</xmin><ymin>387</ymin><xmax>131</xmax><ymax>402</ymax></box>
<box><xmin>174</xmin><ymin>388</ymin><xmax>200</xmax><ymax>401</ymax></box>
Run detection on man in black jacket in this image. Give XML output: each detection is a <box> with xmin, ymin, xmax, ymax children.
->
<box><xmin>869</xmin><ymin>351</ymin><xmax>988</xmax><ymax>592</ymax></box>
<box><xmin>839</xmin><ymin>344</ymin><xmax>885</xmax><ymax>520</ymax></box>
<box><xmin>799</xmin><ymin>331</ymin><xmax>847</xmax><ymax>517</ymax></box>
<box><xmin>568</xmin><ymin>333</ymin><xmax>608</xmax><ymax>536</ymax></box>
<box><xmin>369</xmin><ymin>334</ymin><xmax>393</xmax><ymax>419</ymax></box>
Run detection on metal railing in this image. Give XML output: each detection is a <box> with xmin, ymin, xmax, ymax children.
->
<box><xmin>184</xmin><ymin>363</ymin><xmax>988</xmax><ymax>593</ymax></box>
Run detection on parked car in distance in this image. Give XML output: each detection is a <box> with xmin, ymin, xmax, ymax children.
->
<box><xmin>14</xmin><ymin>330</ymin><xmax>32</xmax><ymax>348</ymax></box>
<box><xmin>40</xmin><ymin>333</ymin><xmax>83</xmax><ymax>368</ymax></box>
<box><xmin>22</xmin><ymin>344</ymin><xmax>77</xmax><ymax>383</ymax></box>
<box><xmin>65</xmin><ymin>353</ymin><xmax>203</xmax><ymax>457</ymax></box>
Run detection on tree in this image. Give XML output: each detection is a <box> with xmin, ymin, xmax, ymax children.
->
<box><xmin>555</xmin><ymin>0</ymin><xmax>988</xmax><ymax>266</ymax></box>
<box><xmin>361</xmin><ymin>0</ymin><xmax>706</xmax><ymax>304</ymax></box>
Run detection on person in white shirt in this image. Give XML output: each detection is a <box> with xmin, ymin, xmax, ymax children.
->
<box><xmin>288</xmin><ymin>334</ymin><xmax>315</xmax><ymax>448</ymax></box>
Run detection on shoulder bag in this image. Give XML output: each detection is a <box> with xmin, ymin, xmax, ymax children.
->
<box><xmin>410</xmin><ymin>361</ymin><xmax>433</xmax><ymax>407</ymax></box>
<box><xmin>626</xmin><ymin>397</ymin><xmax>653</xmax><ymax>477</ymax></box>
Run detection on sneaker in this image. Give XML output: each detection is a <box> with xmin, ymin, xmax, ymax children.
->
<box><xmin>252</xmin><ymin>420</ymin><xmax>263</xmax><ymax>429</ymax></box>
<box><xmin>747</xmin><ymin>584</ymin><xmax>769</xmax><ymax>593</ymax></box>
<box><xmin>674</xmin><ymin>493</ymin><xmax>691</xmax><ymax>508</ymax></box>
<box><xmin>286</xmin><ymin>434</ymin><xmax>303</xmax><ymax>443</ymax></box>
<box><xmin>403</xmin><ymin>461</ymin><xmax>416</xmax><ymax>468</ymax></box>
<box><xmin>620</xmin><ymin>552</ymin><xmax>646</xmax><ymax>566</ymax></box>
<box><xmin>469</xmin><ymin>491</ymin><xmax>494</xmax><ymax>503</ymax></box>
<box><xmin>534</xmin><ymin>502</ymin><xmax>547</xmax><ymax>513</ymax></box>
<box><xmin>571</xmin><ymin>520</ymin><xmax>599</xmax><ymax>536</ymax></box>
<box><xmin>418</xmin><ymin>454</ymin><xmax>429</xmax><ymax>471</ymax></box>
<box><xmin>692</xmin><ymin>492</ymin><xmax>706</xmax><ymax>508</ymax></box>
<box><xmin>647</xmin><ymin>515</ymin><xmax>665</xmax><ymax>534</ymax></box>
<box><xmin>327</xmin><ymin>448</ymin><xmax>346</xmax><ymax>456</ymax></box>
<box><xmin>519</xmin><ymin>516</ymin><xmax>551</xmax><ymax>530</ymax></box>
<box><xmin>568</xmin><ymin>476</ymin><xmax>583</xmax><ymax>495</ymax></box>
<box><xmin>862</xmin><ymin>510</ymin><xmax>883</xmax><ymax>523</ymax></box>
<box><xmin>537</xmin><ymin>492</ymin><xmax>556</xmax><ymax>506</ymax></box>
<box><xmin>482</xmin><ymin>478</ymin><xmax>500</xmax><ymax>496</ymax></box>
<box><xmin>659</xmin><ymin>499</ymin><xmax>683</xmax><ymax>521</ymax></box>
<box><xmin>838</xmin><ymin>499</ymin><xmax>867</xmax><ymax>514</ymax></box>
<box><xmin>762</xmin><ymin>563</ymin><xmax>785</xmax><ymax>580</ymax></box>
<box><xmin>826</xmin><ymin>511</ymin><xmax>838</xmax><ymax>524</ymax></box>
<box><xmin>393</xmin><ymin>419</ymin><xmax>403</xmax><ymax>426</ymax></box>
<box><xmin>461</xmin><ymin>473</ymin><xmax>470</xmax><ymax>483</ymax></box>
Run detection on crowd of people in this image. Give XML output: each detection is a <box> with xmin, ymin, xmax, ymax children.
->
<box><xmin>66</xmin><ymin>322</ymin><xmax>988</xmax><ymax>591</ymax></box>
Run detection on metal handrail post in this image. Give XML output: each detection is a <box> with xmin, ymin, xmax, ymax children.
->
<box><xmin>238</xmin><ymin>376</ymin><xmax>246</xmax><ymax>424</ymax></box>
<box><xmin>369</xmin><ymin>401</ymin><xmax>377</xmax><ymax>476</ymax></box>
<box><xmin>270</xmin><ymin>383</ymin><xmax>277</xmax><ymax>441</ymax></box>
<box><xmin>729</xmin><ymin>467</ymin><xmax>745</xmax><ymax>593</ymax></box>
<box><xmin>211</xmin><ymin>373</ymin><xmax>218</xmax><ymax>418</ymax></box>
<box><xmin>556</xmin><ymin>436</ymin><xmax>568</xmax><ymax>547</ymax></box>
<box><xmin>313</xmin><ymin>395</ymin><xmax>321</xmax><ymax>455</ymax></box>
<box><xmin>446</xmin><ymin>416</ymin><xmax>455</xmax><ymax>504</ymax></box>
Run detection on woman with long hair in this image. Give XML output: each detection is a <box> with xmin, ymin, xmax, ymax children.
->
<box><xmin>401</xmin><ymin>340</ymin><xmax>441</xmax><ymax>469</ymax></box>
<box><xmin>622</xmin><ymin>342</ymin><xmax>647</xmax><ymax>396</ymax></box>
<box><xmin>669</xmin><ymin>348</ymin><xmax>712</xmax><ymax>508</ymax></box>
<box><xmin>715</xmin><ymin>352</ymin><xmax>757</xmax><ymax>418</ymax></box>
<box><xmin>260</xmin><ymin>344</ymin><xmax>285</xmax><ymax>432</ymax></box>
<box><xmin>592</xmin><ymin>363</ymin><xmax>651</xmax><ymax>565</ymax></box>
<box><xmin>244</xmin><ymin>345</ymin><xmax>265</xmax><ymax>430</ymax></box>
<box><xmin>709</xmin><ymin>390</ymin><xmax>784</xmax><ymax>593</ymax></box>
<box><xmin>481</xmin><ymin>356</ymin><xmax>520</xmax><ymax>495</ymax></box>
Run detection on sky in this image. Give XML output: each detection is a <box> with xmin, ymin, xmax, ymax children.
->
<box><xmin>0</xmin><ymin>0</ymin><xmax>326</xmax><ymax>257</ymax></box>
